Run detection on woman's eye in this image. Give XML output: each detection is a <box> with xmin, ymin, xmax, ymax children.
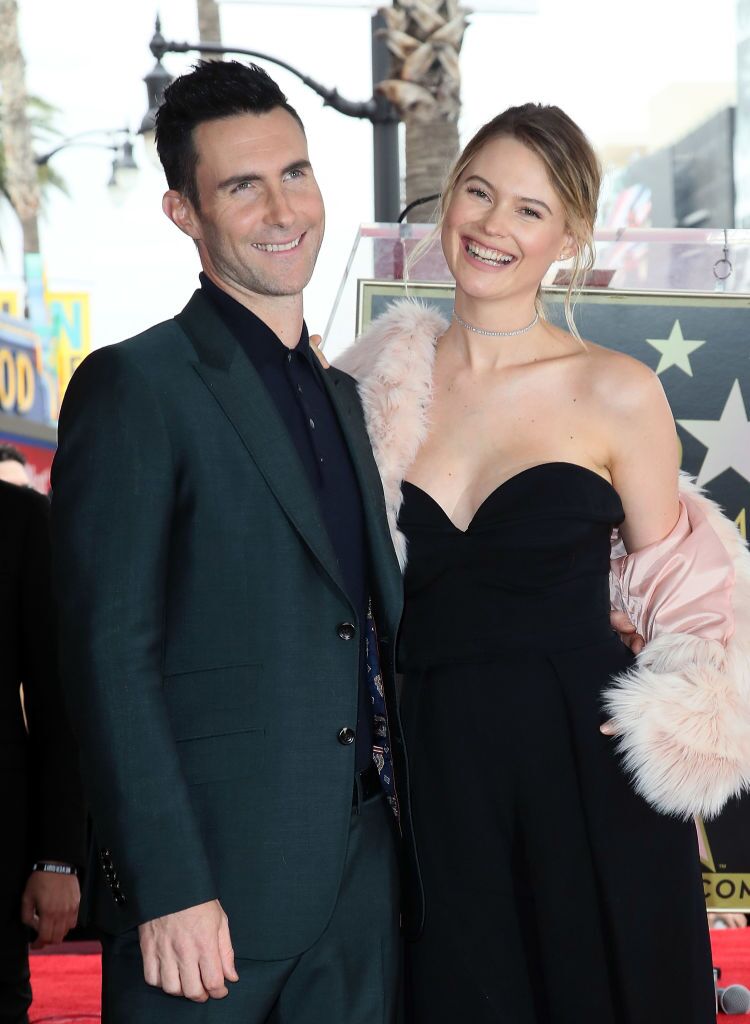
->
<box><xmin>520</xmin><ymin>206</ymin><xmax>541</xmax><ymax>218</ymax></box>
<box><xmin>467</xmin><ymin>186</ymin><xmax>489</xmax><ymax>201</ymax></box>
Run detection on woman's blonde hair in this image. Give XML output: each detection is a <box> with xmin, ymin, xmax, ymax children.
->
<box><xmin>408</xmin><ymin>103</ymin><xmax>601</xmax><ymax>339</ymax></box>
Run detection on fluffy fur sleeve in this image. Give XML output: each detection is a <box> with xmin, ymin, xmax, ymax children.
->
<box><xmin>605</xmin><ymin>474</ymin><xmax>750</xmax><ymax>820</ymax></box>
<box><xmin>336</xmin><ymin>300</ymin><xmax>447</xmax><ymax>570</ymax></box>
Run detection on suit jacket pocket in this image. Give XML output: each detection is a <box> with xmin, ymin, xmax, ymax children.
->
<box><xmin>164</xmin><ymin>663</ymin><xmax>265</xmax><ymax>784</ymax></box>
<box><xmin>176</xmin><ymin>728</ymin><xmax>265</xmax><ymax>786</ymax></box>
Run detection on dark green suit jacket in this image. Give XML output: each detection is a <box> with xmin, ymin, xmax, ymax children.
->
<box><xmin>51</xmin><ymin>290</ymin><xmax>408</xmax><ymax>960</ymax></box>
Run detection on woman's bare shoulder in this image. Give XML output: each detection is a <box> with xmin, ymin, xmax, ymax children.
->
<box><xmin>579</xmin><ymin>339</ymin><xmax>665</xmax><ymax>415</ymax></box>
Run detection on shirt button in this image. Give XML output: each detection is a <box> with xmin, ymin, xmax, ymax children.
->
<box><xmin>338</xmin><ymin>622</ymin><xmax>356</xmax><ymax>640</ymax></box>
<box><xmin>337</xmin><ymin>727</ymin><xmax>355</xmax><ymax>745</ymax></box>
<box><xmin>287</xmin><ymin>352</ymin><xmax>292</xmax><ymax>363</ymax></box>
<box><xmin>298</xmin><ymin>384</ymin><xmax>303</xmax><ymax>393</ymax></box>
<box><xmin>309</xmin><ymin>418</ymin><xmax>315</xmax><ymax>429</ymax></box>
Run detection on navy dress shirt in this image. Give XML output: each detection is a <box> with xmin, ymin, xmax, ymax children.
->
<box><xmin>200</xmin><ymin>274</ymin><xmax>374</xmax><ymax>771</ymax></box>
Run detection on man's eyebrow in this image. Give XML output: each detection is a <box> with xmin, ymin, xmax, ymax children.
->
<box><xmin>217</xmin><ymin>159</ymin><xmax>312</xmax><ymax>192</ymax></box>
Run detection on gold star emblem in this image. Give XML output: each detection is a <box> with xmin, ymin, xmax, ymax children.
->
<box><xmin>646</xmin><ymin>320</ymin><xmax>705</xmax><ymax>376</ymax></box>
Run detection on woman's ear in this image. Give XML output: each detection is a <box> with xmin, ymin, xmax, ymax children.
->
<box><xmin>558</xmin><ymin>229</ymin><xmax>578</xmax><ymax>262</ymax></box>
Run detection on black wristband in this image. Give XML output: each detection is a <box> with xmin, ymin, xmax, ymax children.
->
<box><xmin>32</xmin><ymin>862</ymin><xmax>78</xmax><ymax>876</ymax></box>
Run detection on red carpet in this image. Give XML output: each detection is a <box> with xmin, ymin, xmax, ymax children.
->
<box><xmin>27</xmin><ymin>930</ymin><xmax>750</xmax><ymax>1021</ymax></box>
<box><xmin>712</xmin><ymin>929</ymin><xmax>750</xmax><ymax>1020</ymax></box>
<box><xmin>29</xmin><ymin>944</ymin><xmax>101</xmax><ymax>1023</ymax></box>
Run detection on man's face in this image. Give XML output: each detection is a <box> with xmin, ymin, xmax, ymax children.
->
<box><xmin>171</xmin><ymin>108</ymin><xmax>325</xmax><ymax>300</ymax></box>
<box><xmin>0</xmin><ymin>460</ymin><xmax>30</xmax><ymax>487</ymax></box>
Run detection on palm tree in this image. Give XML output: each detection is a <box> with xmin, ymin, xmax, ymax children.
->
<box><xmin>0</xmin><ymin>97</ymin><xmax>69</xmax><ymax>256</ymax></box>
<box><xmin>377</xmin><ymin>0</ymin><xmax>468</xmax><ymax>222</ymax></box>
<box><xmin>197</xmin><ymin>0</ymin><xmax>222</xmax><ymax>55</ymax></box>
<box><xmin>0</xmin><ymin>0</ymin><xmax>41</xmax><ymax>254</ymax></box>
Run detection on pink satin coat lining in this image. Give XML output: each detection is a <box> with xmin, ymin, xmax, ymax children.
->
<box><xmin>610</xmin><ymin>492</ymin><xmax>735</xmax><ymax>645</ymax></box>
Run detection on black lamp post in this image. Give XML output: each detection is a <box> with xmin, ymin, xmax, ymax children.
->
<box><xmin>140</xmin><ymin>15</ymin><xmax>401</xmax><ymax>222</ymax></box>
<box><xmin>36</xmin><ymin>128</ymin><xmax>138</xmax><ymax>190</ymax></box>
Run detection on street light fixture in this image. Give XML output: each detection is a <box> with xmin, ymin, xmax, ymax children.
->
<box><xmin>139</xmin><ymin>14</ymin><xmax>401</xmax><ymax>222</ymax></box>
<box><xmin>36</xmin><ymin>128</ymin><xmax>139</xmax><ymax>191</ymax></box>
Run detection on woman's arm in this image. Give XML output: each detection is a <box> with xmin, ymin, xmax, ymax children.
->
<box><xmin>606</xmin><ymin>358</ymin><xmax>681</xmax><ymax>554</ymax></box>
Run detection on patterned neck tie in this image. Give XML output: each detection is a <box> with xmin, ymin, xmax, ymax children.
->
<box><xmin>365</xmin><ymin>599</ymin><xmax>400</xmax><ymax>822</ymax></box>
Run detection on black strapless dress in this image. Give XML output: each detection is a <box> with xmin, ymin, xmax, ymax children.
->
<box><xmin>397</xmin><ymin>462</ymin><xmax>715</xmax><ymax>1024</ymax></box>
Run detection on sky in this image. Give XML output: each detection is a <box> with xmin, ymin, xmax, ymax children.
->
<box><xmin>0</xmin><ymin>0</ymin><xmax>739</xmax><ymax>350</ymax></box>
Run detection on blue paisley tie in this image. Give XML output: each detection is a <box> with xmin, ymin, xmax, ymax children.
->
<box><xmin>365</xmin><ymin>599</ymin><xmax>400</xmax><ymax>822</ymax></box>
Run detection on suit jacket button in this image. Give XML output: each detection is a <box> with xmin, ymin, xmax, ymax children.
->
<box><xmin>337</xmin><ymin>727</ymin><xmax>355</xmax><ymax>745</ymax></box>
<box><xmin>337</xmin><ymin>622</ymin><xmax>356</xmax><ymax>640</ymax></box>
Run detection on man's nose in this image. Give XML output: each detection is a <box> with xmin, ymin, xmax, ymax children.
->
<box><xmin>264</xmin><ymin>188</ymin><xmax>295</xmax><ymax>228</ymax></box>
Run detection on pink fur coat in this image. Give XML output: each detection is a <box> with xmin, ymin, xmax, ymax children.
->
<box><xmin>336</xmin><ymin>298</ymin><xmax>750</xmax><ymax>821</ymax></box>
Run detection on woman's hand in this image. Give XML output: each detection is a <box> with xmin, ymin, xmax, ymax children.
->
<box><xmin>609</xmin><ymin>610</ymin><xmax>645</xmax><ymax>655</ymax></box>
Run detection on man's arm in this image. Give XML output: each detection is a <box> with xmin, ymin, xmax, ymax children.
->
<box><xmin>51</xmin><ymin>345</ymin><xmax>235</xmax><ymax>998</ymax></box>
<box><xmin>19</xmin><ymin>489</ymin><xmax>84</xmax><ymax>944</ymax></box>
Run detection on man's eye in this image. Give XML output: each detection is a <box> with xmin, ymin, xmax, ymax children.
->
<box><xmin>284</xmin><ymin>168</ymin><xmax>305</xmax><ymax>181</ymax></box>
<box><xmin>232</xmin><ymin>181</ymin><xmax>254</xmax><ymax>194</ymax></box>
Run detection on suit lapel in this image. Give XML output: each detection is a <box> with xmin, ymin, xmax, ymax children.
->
<box><xmin>316</xmin><ymin>363</ymin><xmax>403</xmax><ymax>632</ymax></box>
<box><xmin>176</xmin><ymin>292</ymin><xmax>348</xmax><ymax>601</ymax></box>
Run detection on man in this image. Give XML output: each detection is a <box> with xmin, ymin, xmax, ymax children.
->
<box><xmin>0</xmin><ymin>480</ymin><xmax>85</xmax><ymax>1024</ymax></box>
<box><xmin>0</xmin><ymin>444</ymin><xmax>32</xmax><ymax>487</ymax></box>
<box><xmin>51</xmin><ymin>61</ymin><xmax>408</xmax><ymax>1023</ymax></box>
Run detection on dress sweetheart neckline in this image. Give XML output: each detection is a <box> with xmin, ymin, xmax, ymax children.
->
<box><xmin>401</xmin><ymin>461</ymin><xmax>620</xmax><ymax>534</ymax></box>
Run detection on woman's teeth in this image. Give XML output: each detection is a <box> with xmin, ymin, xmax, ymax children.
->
<box><xmin>466</xmin><ymin>240</ymin><xmax>514</xmax><ymax>266</ymax></box>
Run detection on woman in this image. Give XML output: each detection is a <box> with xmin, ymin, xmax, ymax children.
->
<box><xmin>337</xmin><ymin>104</ymin><xmax>750</xmax><ymax>1023</ymax></box>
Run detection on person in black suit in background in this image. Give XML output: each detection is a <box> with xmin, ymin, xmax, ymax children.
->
<box><xmin>0</xmin><ymin>480</ymin><xmax>86</xmax><ymax>1024</ymax></box>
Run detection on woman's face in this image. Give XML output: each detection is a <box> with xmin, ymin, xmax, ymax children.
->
<box><xmin>441</xmin><ymin>134</ymin><xmax>574</xmax><ymax>306</ymax></box>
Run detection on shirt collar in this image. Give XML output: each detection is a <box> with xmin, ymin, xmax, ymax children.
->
<box><xmin>199</xmin><ymin>272</ymin><xmax>310</xmax><ymax>368</ymax></box>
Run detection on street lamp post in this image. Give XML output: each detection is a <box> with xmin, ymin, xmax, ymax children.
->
<box><xmin>36</xmin><ymin>128</ymin><xmax>138</xmax><ymax>190</ymax></box>
<box><xmin>140</xmin><ymin>15</ymin><xmax>401</xmax><ymax>222</ymax></box>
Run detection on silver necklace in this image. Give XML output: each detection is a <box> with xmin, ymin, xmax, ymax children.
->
<box><xmin>452</xmin><ymin>309</ymin><xmax>539</xmax><ymax>337</ymax></box>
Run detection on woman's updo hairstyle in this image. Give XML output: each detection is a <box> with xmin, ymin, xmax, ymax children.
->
<box><xmin>410</xmin><ymin>103</ymin><xmax>601</xmax><ymax>339</ymax></box>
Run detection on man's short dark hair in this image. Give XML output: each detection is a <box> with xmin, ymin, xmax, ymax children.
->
<box><xmin>0</xmin><ymin>443</ymin><xmax>26</xmax><ymax>465</ymax></box>
<box><xmin>155</xmin><ymin>60</ymin><xmax>305</xmax><ymax>211</ymax></box>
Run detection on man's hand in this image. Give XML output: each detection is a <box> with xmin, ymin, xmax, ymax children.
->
<box><xmin>138</xmin><ymin>899</ymin><xmax>238</xmax><ymax>1002</ymax></box>
<box><xmin>21</xmin><ymin>869</ymin><xmax>80</xmax><ymax>947</ymax></box>
<box><xmin>609</xmin><ymin>610</ymin><xmax>645</xmax><ymax>655</ymax></box>
<box><xmin>309</xmin><ymin>334</ymin><xmax>330</xmax><ymax>369</ymax></box>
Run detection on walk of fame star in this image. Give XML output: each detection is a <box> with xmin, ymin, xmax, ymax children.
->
<box><xmin>646</xmin><ymin>320</ymin><xmax>706</xmax><ymax>376</ymax></box>
<box><xmin>678</xmin><ymin>380</ymin><xmax>750</xmax><ymax>487</ymax></box>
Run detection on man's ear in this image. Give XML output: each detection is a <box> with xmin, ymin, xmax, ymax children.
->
<box><xmin>162</xmin><ymin>190</ymin><xmax>201</xmax><ymax>241</ymax></box>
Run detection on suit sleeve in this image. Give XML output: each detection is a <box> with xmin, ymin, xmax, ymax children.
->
<box><xmin>20</xmin><ymin>489</ymin><xmax>87</xmax><ymax>868</ymax></box>
<box><xmin>51</xmin><ymin>344</ymin><xmax>217</xmax><ymax>924</ymax></box>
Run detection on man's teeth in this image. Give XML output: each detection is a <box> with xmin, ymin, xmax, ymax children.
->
<box><xmin>466</xmin><ymin>241</ymin><xmax>514</xmax><ymax>265</ymax></box>
<box><xmin>252</xmin><ymin>236</ymin><xmax>302</xmax><ymax>252</ymax></box>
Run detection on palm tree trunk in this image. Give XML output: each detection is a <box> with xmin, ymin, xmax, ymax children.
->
<box><xmin>405</xmin><ymin>117</ymin><xmax>459</xmax><ymax>222</ymax></box>
<box><xmin>0</xmin><ymin>0</ymin><xmax>40</xmax><ymax>254</ymax></box>
<box><xmin>376</xmin><ymin>1</ymin><xmax>466</xmax><ymax>222</ymax></box>
<box><xmin>197</xmin><ymin>0</ymin><xmax>222</xmax><ymax>55</ymax></box>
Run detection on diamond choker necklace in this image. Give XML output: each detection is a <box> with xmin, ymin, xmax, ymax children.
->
<box><xmin>452</xmin><ymin>309</ymin><xmax>539</xmax><ymax>337</ymax></box>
